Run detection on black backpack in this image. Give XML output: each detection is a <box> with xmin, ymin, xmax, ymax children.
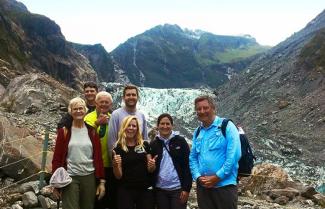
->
<box><xmin>195</xmin><ymin>119</ymin><xmax>256</xmax><ymax>177</ymax></box>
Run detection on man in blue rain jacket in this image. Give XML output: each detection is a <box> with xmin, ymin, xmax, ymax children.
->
<box><xmin>189</xmin><ymin>95</ymin><xmax>241</xmax><ymax>209</ymax></box>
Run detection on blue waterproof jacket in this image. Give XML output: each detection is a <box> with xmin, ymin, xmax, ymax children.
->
<box><xmin>189</xmin><ymin>116</ymin><xmax>241</xmax><ymax>187</ymax></box>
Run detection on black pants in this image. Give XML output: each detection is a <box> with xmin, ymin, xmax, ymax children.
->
<box><xmin>117</xmin><ymin>186</ymin><xmax>154</xmax><ymax>209</ymax></box>
<box><xmin>155</xmin><ymin>188</ymin><xmax>186</xmax><ymax>209</ymax></box>
<box><xmin>197</xmin><ymin>184</ymin><xmax>238</xmax><ymax>209</ymax></box>
<box><xmin>95</xmin><ymin>167</ymin><xmax>118</xmax><ymax>209</ymax></box>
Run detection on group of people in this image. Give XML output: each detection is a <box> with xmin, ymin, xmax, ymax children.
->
<box><xmin>51</xmin><ymin>82</ymin><xmax>242</xmax><ymax>209</ymax></box>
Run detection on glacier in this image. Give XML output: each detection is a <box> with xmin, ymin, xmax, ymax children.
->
<box><xmin>104</xmin><ymin>82</ymin><xmax>215</xmax><ymax>139</ymax></box>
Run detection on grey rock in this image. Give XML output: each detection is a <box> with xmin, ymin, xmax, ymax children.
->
<box><xmin>3</xmin><ymin>178</ymin><xmax>15</xmax><ymax>187</ymax></box>
<box><xmin>22</xmin><ymin>191</ymin><xmax>38</xmax><ymax>208</ymax></box>
<box><xmin>301</xmin><ymin>186</ymin><xmax>317</xmax><ymax>199</ymax></box>
<box><xmin>304</xmin><ymin>199</ymin><xmax>314</xmax><ymax>206</ymax></box>
<box><xmin>0</xmin><ymin>83</ymin><xmax>5</xmax><ymax>99</ymax></box>
<box><xmin>313</xmin><ymin>193</ymin><xmax>325</xmax><ymax>207</ymax></box>
<box><xmin>261</xmin><ymin>121</ymin><xmax>268</xmax><ymax>125</ymax></box>
<box><xmin>266</xmin><ymin>188</ymin><xmax>299</xmax><ymax>200</ymax></box>
<box><xmin>38</xmin><ymin>195</ymin><xmax>51</xmax><ymax>209</ymax></box>
<box><xmin>13</xmin><ymin>201</ymin><xmax>23</xmax><ymax>206</ymax></box>
<box><xmin>0</xmin><ymin>115</ymin><xmax>53</xmax><ymax>180</ymax></box>
<box><xmin>241</xmin><ymin>205</ymin><xmax>253</xmax><ymax>209</ymax></box>
<box><xmin>48</xmin><ymin>198</ymin><xmax>58</xmax><ymax>209</ymax></box>
<box><xmin>0</xmin><ymin>74</ymin><xmax>77</xmax><ymax>114</ymax></box>
<box><xmin>19</xmin><ymin>181</ymin><xmax>40</xmax><ymax>193</ymax></box>
<box><xmin>274</xmin><ymin>196</ymin><xmax>289</xmax><ymax>205</ymax></box>
<box><xmin>11</xmin><ymin>204</ymin><xmax>23</xmax><ymax>209</ymax></box>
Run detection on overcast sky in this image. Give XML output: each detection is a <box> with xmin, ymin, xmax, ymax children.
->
<box><xmin>18</xmin><ymin>0</ymin><xmax>324</xmax><ymax>52</ymax></box>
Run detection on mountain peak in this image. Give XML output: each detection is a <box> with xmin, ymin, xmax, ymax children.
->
<box><xmin>0</xmin><ymin>0</ymin><xmax>28</xmax><ymax>13</ymax></box>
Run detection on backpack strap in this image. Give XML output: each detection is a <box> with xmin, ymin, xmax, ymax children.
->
<box><xmin>162</xmin><ymin>140</ymin><xmax>172</xmax><ymax>156</ymax></box>
<box><xmin>221</xmin><ymin>119</ymin><xmax>233</xmax><ymax>138</ymax></box>
<box><xmin>195</xmin><ymin>126</ymin><xmax>201</xmax><ymax>139</ymax></box>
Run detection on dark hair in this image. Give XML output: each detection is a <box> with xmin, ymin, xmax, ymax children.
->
<box><xmin>83</xmin><ymin>81</ymin><xmax>98</xmax><ymax>92</ymax></box>
<box><xmin>194</xmin><ymin>95</ymin><xmax>216</xmax><ymax>110</ymax></box>
<box><xmin>123</xmin><ymin>85</ymin><xmax>139</xmax><ymax>97</ymax></box>
<box><xmin>157</xmin><ymin>113</ymin><xmax>173</xmax><ymax>126</ymax></box>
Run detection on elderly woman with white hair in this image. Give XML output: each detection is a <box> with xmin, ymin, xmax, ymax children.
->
<box><xmin>52</xmin><ymin>97</ymin><xmax>105</xmax><ymax>209</ymax></box>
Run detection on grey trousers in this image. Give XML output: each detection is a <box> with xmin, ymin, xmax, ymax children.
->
<box><xmin>197</xmin><ymin>184</ymin><xmax>238</xmax><ymax>209</ymax></box>
<box><xmin>62</xmin><ymin>173</ymin><xmax>96</xmax><ymax>209</ymax></box>
<box><xmin>155</xmin><ymin>188</ymin><xmax>187</xmax><ymax>209</ymax></box>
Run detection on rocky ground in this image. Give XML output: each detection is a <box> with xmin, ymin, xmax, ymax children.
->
<box><xmin>0</xmin><ymin>163</ymin><xmax>325</xmax><ymax>209</ymax></box>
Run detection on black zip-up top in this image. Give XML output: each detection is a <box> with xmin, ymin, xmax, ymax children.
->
<box><xmin>150</xmin><ymin>135</ymin><xmax>192</xmax><ymax>192</ymax></box>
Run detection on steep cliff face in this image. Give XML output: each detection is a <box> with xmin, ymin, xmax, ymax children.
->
<box><xmin>72</xmin><ymin>43</ymin><xmax>115</xmax><ymax>83</ymax></box>
<box><xmin>0</xmin><ymin>0</ymin><xmax>97</xmax><ymax>91</ymax></box>
<box><xmin>215</xmin><ymin>10</ymin><xmax>325</xmax><ymax>180</ymax></box>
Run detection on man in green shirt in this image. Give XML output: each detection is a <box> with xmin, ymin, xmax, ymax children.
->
<box><xmin>84</xmin><ymin>91</ymin><xmax>113</xmax><ymax>209</ymax></box>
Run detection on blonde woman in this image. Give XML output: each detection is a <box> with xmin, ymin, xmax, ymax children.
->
<box><xmin>112</xmin><ymin>115</ymin><xmax>155</xmax><ymax>209</ymax></box>
<box><xmin>52</xmin><ymin>97</ymin><xmax>105</xmax><ymax>209</ymax></box>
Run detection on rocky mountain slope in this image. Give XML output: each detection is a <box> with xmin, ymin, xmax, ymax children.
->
<box><xmin>215</xmin><ymin>10</ymin><xmax>325</xmax><ymax>183</ymax></box>
<box><xmin>0</xmin><ymin>73</ymin><xmax>77</xmax><ymax>180</ymax></box>
<box><xmin>76</xmin><ymin>24</ymin><xmax>268</xmax><ymax>88</ymax></box>
<box><xmin>71</xmin><ymin>43</ymin><xmax>115</xmax><ymax>83</ymax></box>
<box><xmin>0</xmin><ymin>0</ymin><xmax>96</xmax><ymax>91</ymax></box>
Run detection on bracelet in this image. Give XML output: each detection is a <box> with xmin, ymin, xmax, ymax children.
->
<box><xmin>100</xmin><ymin>180</ymin><xmax>106</xmax><ymax>184</ymax></box>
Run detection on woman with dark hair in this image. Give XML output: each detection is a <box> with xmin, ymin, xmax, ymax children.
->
<box><xmin>112</xmin><ymin>115</ymin><xmax>155</xmax><ymax>209</ymax></box>
<box><xmin>52</xmin><ymin>97</ymin><xmax>105</xmax><ymax>209</ymax></box>
<box><xmin>150</xmin><ymin>113</ymin><xmax>192</xmax><ymax>209</ymax></box>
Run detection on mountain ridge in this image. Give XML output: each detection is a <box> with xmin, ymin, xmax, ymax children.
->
<box><xmin>76</xmin><ymin>23</ymin><xmax>269</xmax><ymax>88</ymax></box>
<box><xmin>105</xmin><ymin>24</ymin><xmax>268</xmax><ymax>88</ymax></box>
<box><xmin>0</xmin><ymin>0</ymin><xmax>269</xmax><ymax>89</ymax></box>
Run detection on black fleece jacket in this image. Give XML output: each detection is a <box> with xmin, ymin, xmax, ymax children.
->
<box><xmin>150</xmin><ymin>135</ymin><xmax>192</xmax><ymax>192</ymax></box>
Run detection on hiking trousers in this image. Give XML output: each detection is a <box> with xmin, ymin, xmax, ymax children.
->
<box><xmin>155</xmin><ymin>188</ymin><xmax>187</xmax><ymax>209</ymax></box>
<box><xmin>117</xmin><ymin>186</ymin><xmax>154</xmax><ymax>209</ymax></box>
<box><xmin>197</xmin><ymin>184</ymin><xmax>238</xmax><ymax>209</ymax></box>
<box><xmin>62</xmin><ymin>173</ymin><xmax>96</xmax><ymax>209</ymax></box>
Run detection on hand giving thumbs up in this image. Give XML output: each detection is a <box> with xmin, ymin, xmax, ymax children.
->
<box><xmin>147</xmin><ymin>155</ymin><xmax>158</xmax><ymax>172</ymax></box>
<box><xmin>112</xmin><ymin>150</ymin><xmax>122</xmax><ymax>168</ymax></box>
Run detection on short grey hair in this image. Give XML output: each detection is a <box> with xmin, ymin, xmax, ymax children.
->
<box><xmin>194</xmin><ymin>95</ymin><xmax>216</xmax><ymax>110</ymax></box>
<box><xmin>95</xmin><ymin>91</ymin><xmax>113</xmax><ymax>102</ymax></box>
<box><xmin>68</xmin><ymin>97</ymin><xmax>88</xmax><ymax>114</ymax></box>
